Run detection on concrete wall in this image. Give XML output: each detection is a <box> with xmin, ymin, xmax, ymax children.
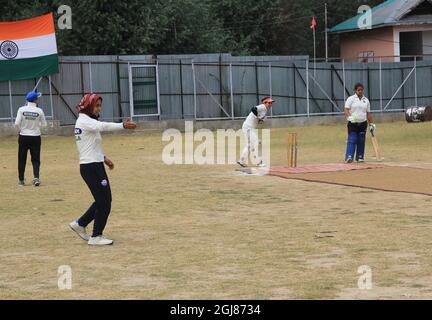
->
<box><xmin>0</xmin><ymin>112</ymin><xmax>405</xmax><ymax>137</ymax></box>
<box><xmin>340</xmin><ymin>27</ymin><xmax>395</xmax><ymax>62</ymax></box>
<box><xmin>339</xmin><ymin>24</ymin><xmax>432</xmax><ymax>62</ymax></box>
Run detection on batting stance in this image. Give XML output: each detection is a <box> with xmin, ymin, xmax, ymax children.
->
<box><xmin>344</xmin><ymin>83</ymin><xmax>376</xmax><ymax>163</ymax></box>
<box><xmin>237</xmin><ymin>97</ymin><xmax>274</xmax><ymax>167</ymax></box>
<box><xmin>69</xmin><ymin>93</ymin><xmax>136</xmax><ymax>246</ymax></box>
<box><xmin>15</xmin><ymin>91</ymin><xmax>47</xmax><ymax>186</ymax></box>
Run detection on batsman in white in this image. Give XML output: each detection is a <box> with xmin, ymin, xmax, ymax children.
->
<box><xmin>344</xmin><ymin>83</ymin><xmax>375</xmax><ymax>163</ymax></box>
<box><xmin>237</xmin><ymin>97</ymin><xmax>274</xmax><ymax>167</ymax></box>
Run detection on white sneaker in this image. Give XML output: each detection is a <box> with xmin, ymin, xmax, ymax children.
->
<box><xmin>88</xmin><ymin>236</ymin><xmax>114</xmax><ymax>246</ymax></box>
<box><xmin>257</xmin><ymin>161</ymin><xmax>267</xmax><ymax>167</ymax></box>
<box><xmin>69</xmin><ymin>221</ymin><xmax>89</xmax><ymax>241</ymax></box>
<box><xmin>33</xmin><ymin>178</ymin><xmax>40</xmax><ymax>187</ymax></box>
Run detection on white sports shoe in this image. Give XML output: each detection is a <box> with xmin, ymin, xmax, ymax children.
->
<box><xmin>69</xmin><ymin>221</ymin><xmax>89</xmax><ymax>241</ymax></box>
<box><xmin>88</xmin><ymin>236</ymin><xmax>114</xmax><ymax>246</ymax></box>
<box><xmin>256</xmin><ymin>161</ymin><xmax>267</xmax><ymax>167</ymax></box>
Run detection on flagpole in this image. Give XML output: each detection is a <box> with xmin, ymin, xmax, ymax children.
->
<box><xmin>310</xmin><ymin>16</ymin><xmax>317</xmax><ymax>77</ymax></box>
<box><xmin>33</xmin><ymin>77</ymin><xmax>43</xmax><ymax>91</ymax></box>
<box><xmin>313</xmin><ymin>25</ymin><xmax>316</xmax><ymax>77</ymax></box>
<box><xmin>325</xmin><ymin>3</ymin><xmax>328</xmax><ymax>62</ymax></box>
<box><xmin>9</xmin><ymin>80</ymin><xmax>14</xmax><ymax>123</ymax></box>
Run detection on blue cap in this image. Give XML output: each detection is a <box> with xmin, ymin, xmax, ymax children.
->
<box><xmin>26</xmin><ymin>91</ymin><xmax>42</xmax><ymax>102</ymax></box>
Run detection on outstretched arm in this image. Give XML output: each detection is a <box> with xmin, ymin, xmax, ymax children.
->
<box><xmin>81</xmin><ymin>117</ymin><xmax>136</xmax><ymax>132</ymax></box>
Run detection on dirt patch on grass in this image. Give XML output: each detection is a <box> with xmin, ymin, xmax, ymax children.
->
<box><xmin>271</xmin><ymin>166</ymin><xmax>432</xmax><ymax>196</ymax></box>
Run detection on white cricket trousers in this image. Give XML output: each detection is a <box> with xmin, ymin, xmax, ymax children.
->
<box><xmin>240</xmin><ymin>127</ymin><xmax>260</xmax><ymax>164</ymax></box>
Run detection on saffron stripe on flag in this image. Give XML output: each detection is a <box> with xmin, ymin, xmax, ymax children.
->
<box><xmin>0</xmin><ymin>13</ymin><xmax>55</xmax><ymax>40</ymax></box>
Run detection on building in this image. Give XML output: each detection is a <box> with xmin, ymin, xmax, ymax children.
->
<box><xmin>329</xmin><ymin>0</ymin><xmax>432</xmax><ymax>62</ymax></box>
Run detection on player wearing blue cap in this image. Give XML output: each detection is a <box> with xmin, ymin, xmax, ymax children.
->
<box><xmin>15</xmin><ymin>91</ymin><xmax>47</xmax><ymax>186</ymax></box>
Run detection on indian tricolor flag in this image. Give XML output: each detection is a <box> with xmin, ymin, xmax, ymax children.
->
<box><xmin>0</xmin><ymin>13</ymin><xmax>59</xmax><ymax>81</ymax></box>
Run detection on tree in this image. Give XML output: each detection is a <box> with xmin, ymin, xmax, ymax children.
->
<box><xmin>212</xmin><ymin>0</ymin><xmax>284</xmax><ymax>55</ymax></box>
<box><xmin>0</xmin><ymin>0</ymin><xmax>387</xmax><ymax>57</ymax></box>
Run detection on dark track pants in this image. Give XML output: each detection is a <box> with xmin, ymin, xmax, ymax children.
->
<box><xmin>78</xmin><ymin>162</ymin><xmax>112</xmax><ymax>237</ymax></box>
<box><xmin>18</xmin><ymin>135</ymin><xmax>41</xmax><ymax>181</ymax></box>
<box><xmin>345</xmin><ymin>121</ymin><xmax>368</xmax><ymax>161</ymax></box>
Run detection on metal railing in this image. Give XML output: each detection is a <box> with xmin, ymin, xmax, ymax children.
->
<box><xmin>1</xmin><ymin>55</ymin><xmax>431</xmax><ymax>124</ymax></box>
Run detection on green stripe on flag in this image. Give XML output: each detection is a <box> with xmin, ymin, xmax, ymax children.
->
<box><xmin>0</xmin><ymin>54</ymin><xmax>59</xmax><ymax>81</ymax></box>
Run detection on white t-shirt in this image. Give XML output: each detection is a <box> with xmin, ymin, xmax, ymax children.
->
<box><xmin>243</xmin><ymin>104</ymin><xmax>267</xmax><ymax>129</ymax></box>
<box><xmin>74</xmin><ymin>113</ymin><xmax>124</xmax><ymax>164</ymax></box>
<box><xmin>345</xmin><ymin>94</ymin><xmax>371</xmax><ymax>123</ymax></box>
<box><xmin>15</xmin><ymin>102</ymin><xmax>47</xmax><ymax>136</ymax></box>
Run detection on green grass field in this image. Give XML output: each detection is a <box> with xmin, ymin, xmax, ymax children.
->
<box><xmin>1</xmin><ymin>121</ymin><xmax>432</xmax><ymax>299</ymax></box>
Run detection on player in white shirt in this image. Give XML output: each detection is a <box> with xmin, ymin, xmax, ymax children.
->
<box><xmin>344</xmin><ymin>83</ymin><xmax>376</xmax><ymax>163</ymax></box>
<box><xmin>69</xmin><ymin>93</ymin><xmax>136</xmax><ymax>246</ymax></box>
<box><xmin>237</xmin><ymin>97</ymin><xmax>274</xmax><ymax>167</ymax></box>
<box><xmin>15</xmin><ymin>91</ymin><xmax>47</xmax><ymax>186</ymax></box>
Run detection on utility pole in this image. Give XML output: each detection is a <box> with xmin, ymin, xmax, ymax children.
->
<box><xmin>325</xmin><ymin>3</ymin><xmax>328</xmax><ymax>62</ymax></box>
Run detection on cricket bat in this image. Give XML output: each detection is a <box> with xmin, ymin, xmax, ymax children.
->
<box><xmin>370</xmin><ymin>128</ymin><xmax>381</xmax><ymax>161</ymax></box>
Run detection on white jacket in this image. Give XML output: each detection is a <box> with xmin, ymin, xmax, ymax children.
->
<box><xmin>74</xmin><ymin>113</ymin><xmax>124</xmax><ymax>164</ymax></box>
<box><xmin>243</xmin><ymin>104</ymin><xmax>267</xmax><ymax>129</ymax></box>
<box><xmin>15</xmin><ymin>102</ymin><xmax>47</xmax><ymax>136</ymax></box>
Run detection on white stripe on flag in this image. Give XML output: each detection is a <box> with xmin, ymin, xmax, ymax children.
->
<box><xmin>0</xmin><ymin>33</ymin><xmax>58</xmax><ymax>61</ymax></box>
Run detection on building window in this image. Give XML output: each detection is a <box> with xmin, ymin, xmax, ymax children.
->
<box><xmin>400</xmin><ymin>31</ymin><xmax>423</xmax><ymax>61</ymax></box>
<box><xmin>357</xmin><ymin>51</ymin><xmax>375</xmax><ymax>62</ymax></box>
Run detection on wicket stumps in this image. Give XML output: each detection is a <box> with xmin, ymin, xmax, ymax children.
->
<box><xmin>287</xmin><ymin>132</ymin><xmax>298</xmax><ymax>168</ymax></box>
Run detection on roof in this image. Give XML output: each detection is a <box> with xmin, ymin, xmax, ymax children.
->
<box><xmin>329</xmin><ymin>0</ymin><xmax>432</xmax><ymax>34</ymax></box>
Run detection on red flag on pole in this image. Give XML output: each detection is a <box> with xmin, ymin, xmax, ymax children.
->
<box><xmin>310</xmin><ymin>17</ymin><xmax>317</xmax><ymax>29</ymax></box>
<box><xmin>311</xmin><ymin>16</ymin><xmax>317</xmax><ymax>77</ymax></box>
